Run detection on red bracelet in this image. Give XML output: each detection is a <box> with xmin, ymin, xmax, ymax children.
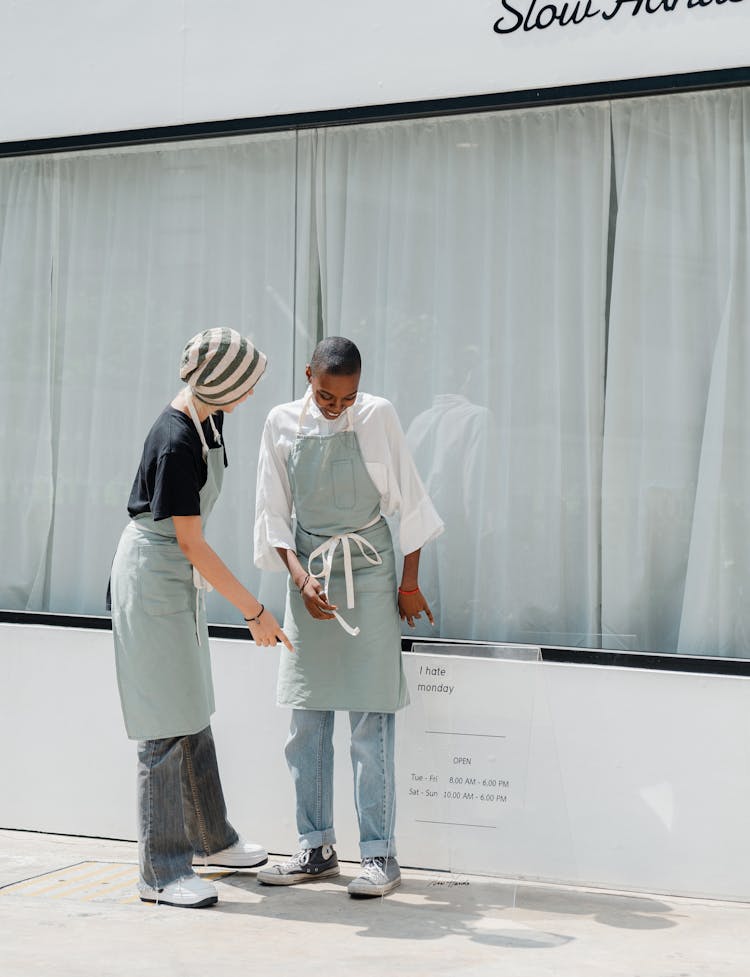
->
<box><xmin>398</xmin><ymin>587</ymin><xmax>419</xmax><ymax>595</ymax></box>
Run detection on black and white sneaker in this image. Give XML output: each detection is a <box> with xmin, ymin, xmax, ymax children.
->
<box><xmin>347</xmin><ymin>857</ymin><xmax>401</xmax><ymax>897</ymax></box>
<box><xmin>257</xmin><ymin>845</ymin><xmax>340</xmax><ymax>885</ymax></box>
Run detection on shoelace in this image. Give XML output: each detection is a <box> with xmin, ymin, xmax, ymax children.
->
<box><xmin>359</xmin><ymin>857</ymin><xmax>388</xmax><ymax>882</ymax></box>
<box><xmin>276</xmin><ymin>849</ymin><xmax>311</xmax><ymax>872</ymax></box>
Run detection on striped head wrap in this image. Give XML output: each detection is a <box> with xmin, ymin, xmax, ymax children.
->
<box><xmin>180</xmin><ymin>328</ymin><xmax>267</xmax><ymax>406</ymax></box>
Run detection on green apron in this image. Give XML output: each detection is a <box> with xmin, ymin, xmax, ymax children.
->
<box><xmin>277</xmin><ymin>392</ymin><xmax>409</xmax><ymax>713</ymax></box>
<box><xmin>111</xmin><ymin>399</ymin><xmax>223</xmax><ymax>740</ymax></box>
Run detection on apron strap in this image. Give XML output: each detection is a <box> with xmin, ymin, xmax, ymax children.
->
<box><xmin>297</xmin><ymin>388</ymin><xmax>312</xmax><ymax>431</ymax></box>
<box><xmin>185</xmin><ymin>387</ymin><xmax>222</xmax><ymax>457</ymax></box>
<box><xmin>185</xmin><ymin>388</ymin><xmax>211</xmax><ymax>461</ymax></box>
<box><xmin>184</xmin><ymin>388</ymin><xmax>219</xmax><ymax>644</ymax></box>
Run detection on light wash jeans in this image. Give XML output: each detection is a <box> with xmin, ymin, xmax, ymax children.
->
<box><xmin>136</xmin><ymin>725</ymin><xmax>238</xmax><ymax>888</ymax></box>
<box><xmin>285</xmin><ymin>709</ymin><xmax>397</xmax><ymax>859</ymax></box>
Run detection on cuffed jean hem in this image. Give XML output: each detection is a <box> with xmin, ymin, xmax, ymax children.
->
<box><xmin>360</xmin><ymin>839</ymin><xmax>398</xmax><ymax>859</ymax></box>
<box><xmin>299</xmin><ymin>829</ymin><xmax>337</xmax><ymax>849</ymax></box>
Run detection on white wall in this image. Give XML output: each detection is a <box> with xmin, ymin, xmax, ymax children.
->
<box><xmin>0</xmin><ymin>1</ymin><xmax>747</xmax><ymax>143</ymax></box>
<box><xmin>2</xmin><ymin>622</ymin><xmax>749</xmax><ymax>900</ymax></box>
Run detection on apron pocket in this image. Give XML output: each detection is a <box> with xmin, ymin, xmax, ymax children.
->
<box><xmin>332</xmin><ymin>458</ymin><xmax>356</xmax><ymax>510</ymax></box>
<box><xmin>136</xmin><ymin>541</ymin><xmax>193</xmax><ymax>616</ymax></box>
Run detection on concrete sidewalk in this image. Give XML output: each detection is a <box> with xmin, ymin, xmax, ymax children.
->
<box><xmin>0</xmin><ymin>829</ymin><xmax>747</xmax><ymax>977</ymax></box>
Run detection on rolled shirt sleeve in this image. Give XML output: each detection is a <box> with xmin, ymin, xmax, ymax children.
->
<box><xmin>253</xmin><ymin>408</ymin><xmax>296</xmax><ymax>571</ymax></box>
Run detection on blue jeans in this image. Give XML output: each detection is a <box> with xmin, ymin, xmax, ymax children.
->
<box><xmin>285</xmin><ymin>709</ymin><xmax>397</xmax><ymax>859</ymax></box>
<box><xmin>136</xmin><ymin>725</ymin><xmax>238</xmax><ymax>888</ymax></box>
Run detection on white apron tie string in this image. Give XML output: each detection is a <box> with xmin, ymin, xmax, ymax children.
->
<box><xmin>307</xmin><ymin>515</ymin><xmax>382</xmax><ymax>637</ymax></box>
<box><xmin>192</xmin><ymin>567</ymin><xmax>214</xmax><ymax>645</ymax></box>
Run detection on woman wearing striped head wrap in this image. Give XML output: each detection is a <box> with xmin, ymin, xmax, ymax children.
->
<box><xmin>110</xmin><ymin>328</ymin><xmax>293</xmax><ymax>910</ymax></box>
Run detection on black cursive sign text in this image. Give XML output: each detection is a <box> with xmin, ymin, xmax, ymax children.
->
<box><xmin>493</xmin><ymin>0</ymin><xmax>744</xmax><ymax>35</ymax></box>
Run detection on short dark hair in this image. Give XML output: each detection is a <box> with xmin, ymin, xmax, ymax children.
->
<box><xmin>309</xmin><ymin>336</ymin><xmax>362</xmax><ymax>376</ymax></box>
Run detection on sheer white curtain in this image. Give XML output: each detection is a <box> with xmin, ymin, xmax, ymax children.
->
<box><xmin>5</xmin><ymin>90</ymin><xmax>749</xmax><ymax>655</ymax></box>
<box><xmin>2</xmin><ymin>133</ymin><xmax>303</xmax><ymax>621</ymax></box>
<box><xmin>678</xmin><ymin>91</ymin><xmax>750</xmax><ymax>657</ymax></box>
<box><xmin>603</xmin><ymin>90</ymin><xmax>750</xmax><ymax>656</ymax></box>
<box><xmin>0</xmin><ymin>157</ymin><xmax>56</xmax><ymax>608</ymax></box>
<box><xmin>311</xmin><ymin>106</ymin><xmax>612</xmax><ymax>644</ymax></box>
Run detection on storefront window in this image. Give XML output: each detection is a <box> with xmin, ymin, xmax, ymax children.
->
<box><xmin>2</xmin><ymin>86</ymin><xmax>749</xmax><ymax>657</ymax></box>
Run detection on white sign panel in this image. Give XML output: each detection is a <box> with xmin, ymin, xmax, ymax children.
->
<box><xmin>0</xmin><ymin>0</ymin><xmax>747</xmax><ymax>143</ymax></box>
<box><xmin>397</xmin><ymin>648</ymin><xmax>543</xmax><ymax>875</ymax></box>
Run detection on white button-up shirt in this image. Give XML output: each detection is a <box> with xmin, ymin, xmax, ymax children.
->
<box><xmin>254</xmin><ymin>392</ymin><xmax>444</xmax><ymax>571</ymax></box>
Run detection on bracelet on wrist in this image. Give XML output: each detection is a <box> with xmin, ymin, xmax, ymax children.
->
<box><xmin>298</xmin><ymin>573</ymin><xmax>310</xmax><ymax>594</ymax></box>
<box><xmin>398</xmin><ymin>586</ymin><xmax>419</xmax><ymax>595</ymax></box>
<box><xmin>244</xmin><ymin>604</ymin><xmax>265</xmax><ymax>624</ymax></box>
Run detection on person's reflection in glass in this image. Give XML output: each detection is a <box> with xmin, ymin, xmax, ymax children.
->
<box><xmin>406</xmin><ymin>344</ymin><xmax>498</xmax><ymax>640</ymax></box>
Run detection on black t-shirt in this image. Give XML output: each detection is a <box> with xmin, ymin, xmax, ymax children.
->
<box><xmin>127</xmin><ymin>406</ymin><xmax>228</xmax><ymax>521</ymax></box>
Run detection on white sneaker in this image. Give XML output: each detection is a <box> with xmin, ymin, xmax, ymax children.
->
<box><xmin>138</xmin><ymin>874</ymin><xmax>218</xmax><ymax>908</ymax></box>
<box><xmin>193</xmin><ymin>834</ymin><xmax>268</xmax><ymax>869</ymax></box>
